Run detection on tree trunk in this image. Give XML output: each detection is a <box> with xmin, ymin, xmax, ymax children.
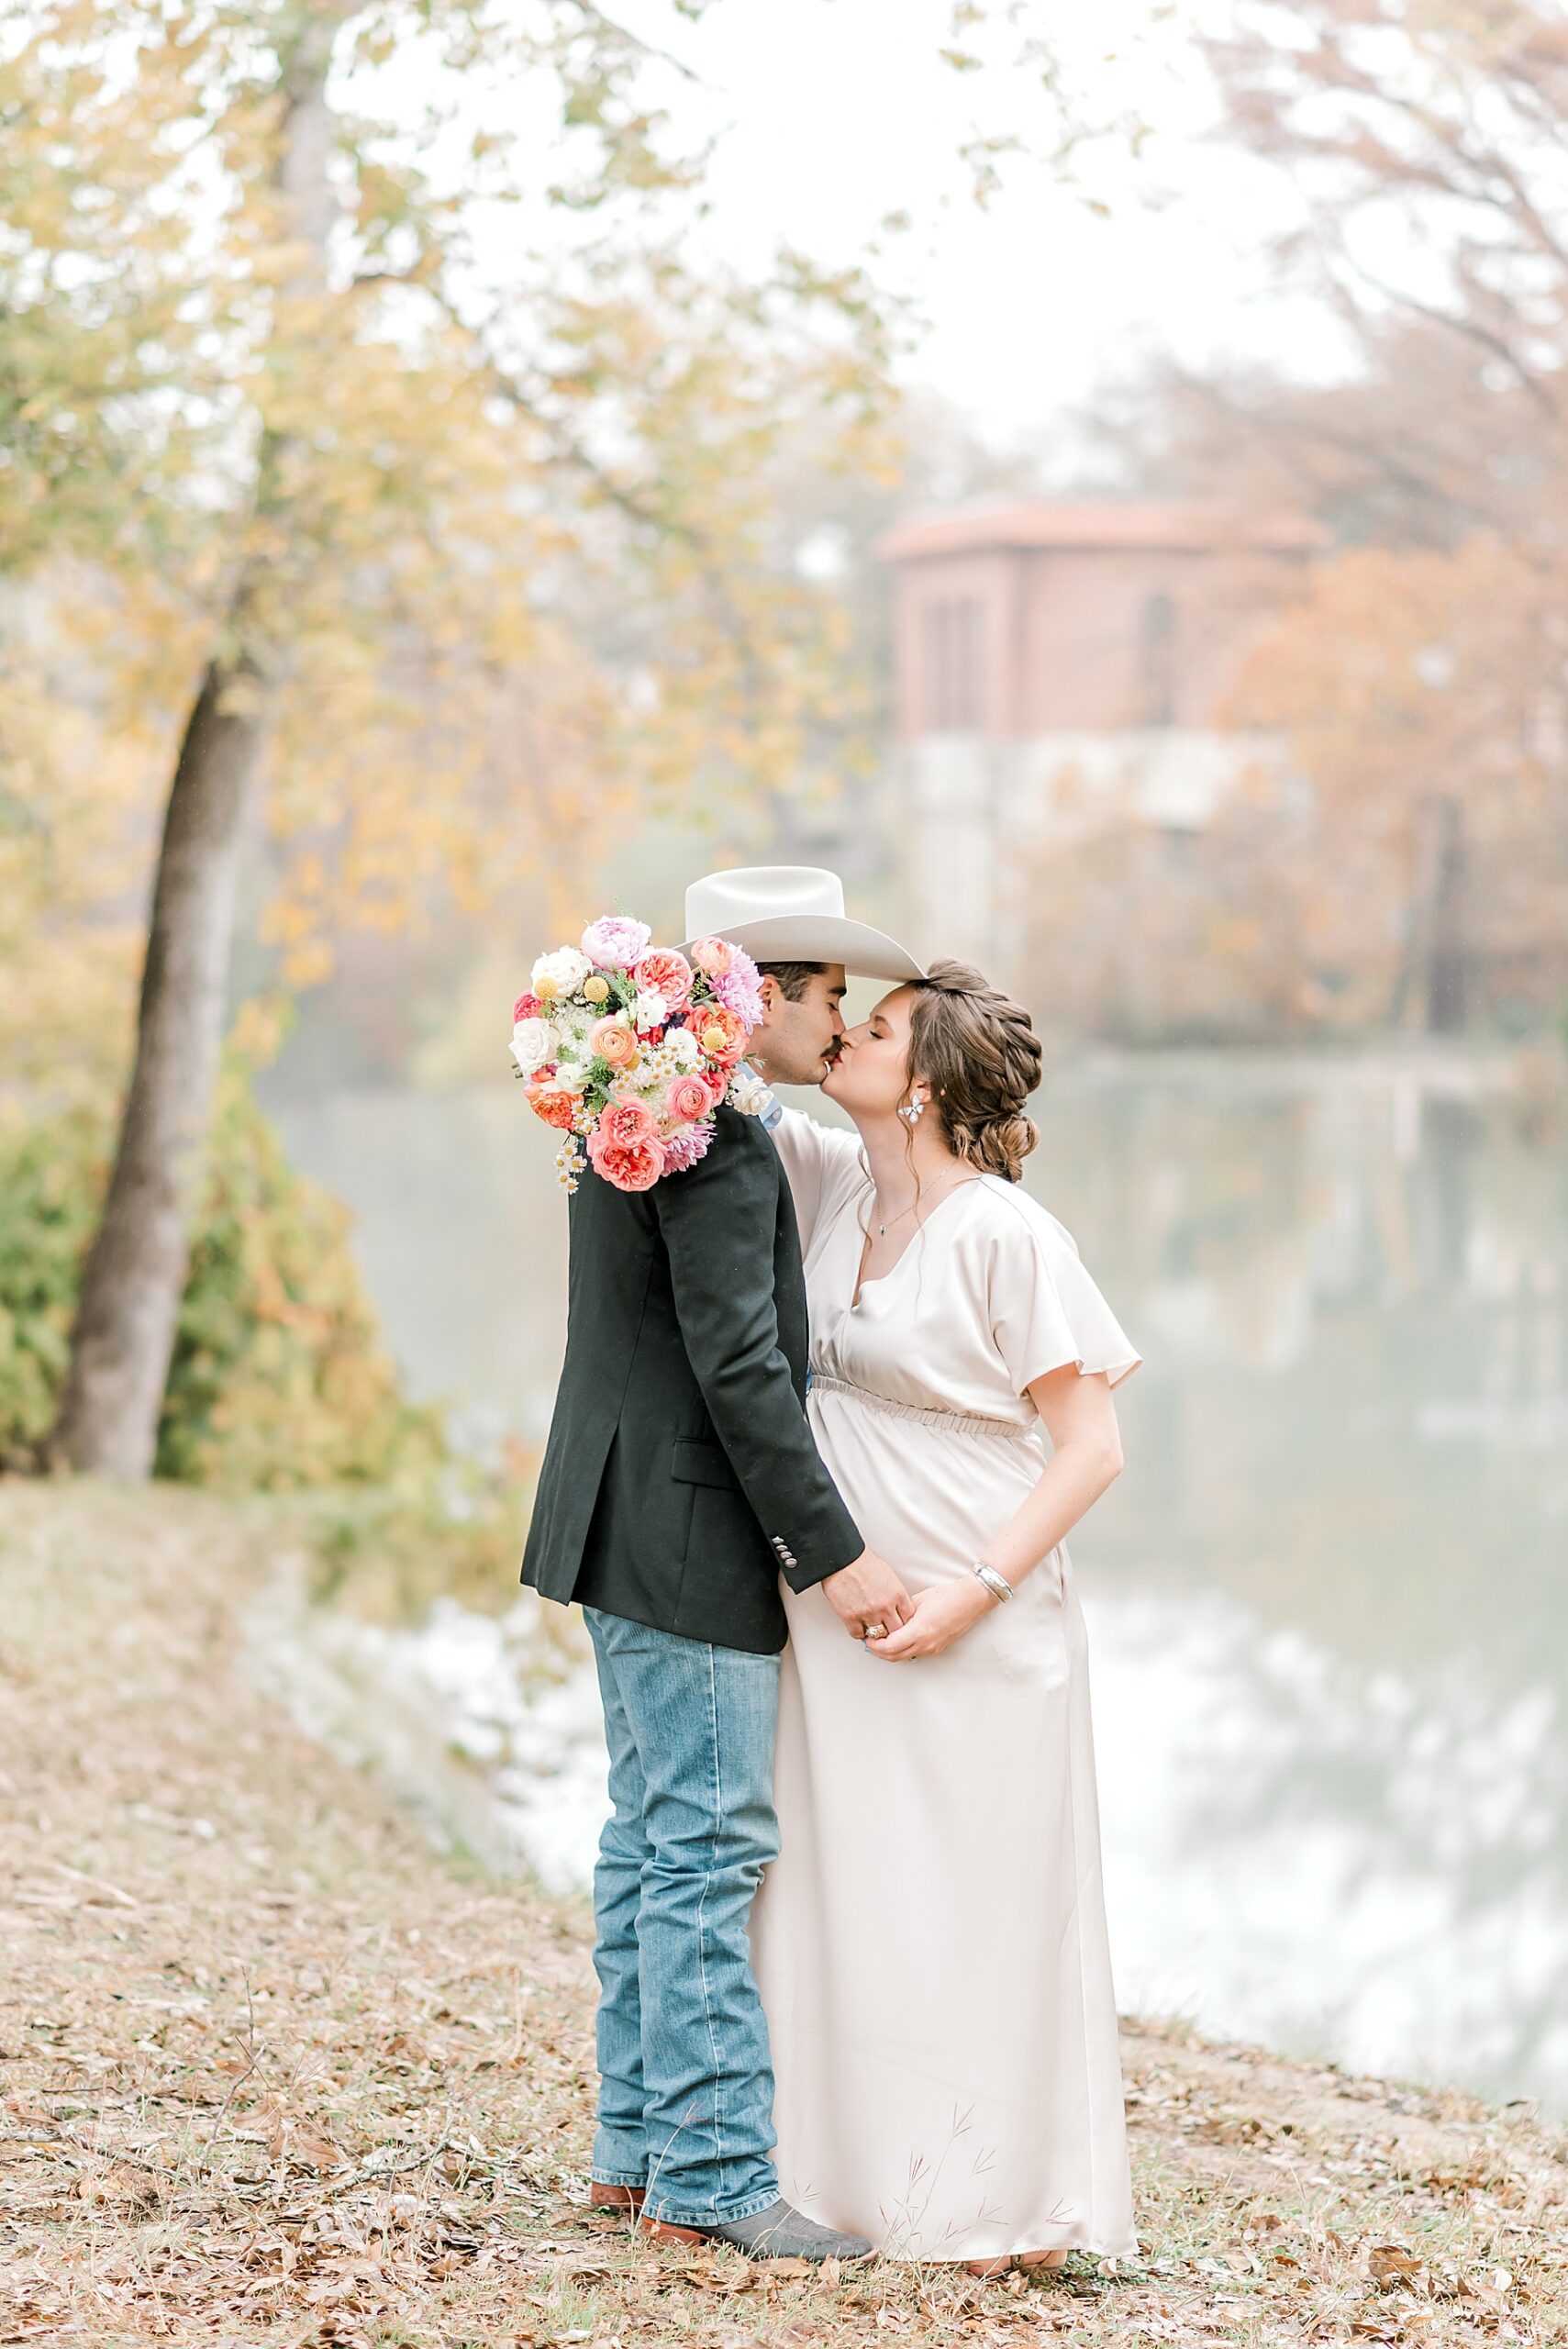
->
<box><xmin>1392</xmin><ymin>791</ymin><xmax>1469</xmax><ymax>1038</ymax></box>
<box><xmin>51</xmin><ymin>658</ymin><xmax>267</xmax><ymax>1475</ymax></box>
<box><xmin>1423</xmin><ymin>794</ymin><xmax>1467</xmax><ymax>1033</ymax></box>
<box><xmin>51</xmin><ymin>7</ymin><xmax>343</xmax><ymax>1479</ymax></box>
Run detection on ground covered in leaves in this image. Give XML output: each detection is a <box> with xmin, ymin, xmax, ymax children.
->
<box><xmin>3</xmin><ymin>1481</ymin><xmax>1565</xmax><ymax>2348</ymax></box>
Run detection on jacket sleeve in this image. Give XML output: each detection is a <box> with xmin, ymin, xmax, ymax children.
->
<box><xmin>651</xmin><ymin>1122</ymin><xmax>863</xmax><ymax>1592</ymax></box>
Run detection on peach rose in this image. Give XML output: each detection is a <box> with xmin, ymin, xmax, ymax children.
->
<box><xmin>690</xmin><ymin>936</ymin><xmax>733</xmax><ymax>977</ymax></box>
<box><xmin>633</xmin><ymin>949</ymin><xmax>693</xmax><ymax>1014</ymax></box>
<box><xmin>588</xmin><ymin>1130</ymin><xmax>665</xmax><ymax>1192</ymax></box>
<box><xmin>596</xmin><ymin>1098</ymin><xmax>656</xmax><ymax>1150</ymax></box>
<box><xmin>590</xmin><ymin>1016</ymin><xmax>639</xmax><ymax>1070</ymax></box>
<box><xmin>526</xmin><ymin>1078</ymin><xmax>577</xmax><ymax>1132</ymax></box>
<box><xmin>664</xmin><ymin>1073</ymin><xmax>714</xmax><ymax>1126</ymax></box>
<box><xmin>697</xmin><ymin>1003</ymin><xmax>748</xmax><ymax>1065</ymax></box>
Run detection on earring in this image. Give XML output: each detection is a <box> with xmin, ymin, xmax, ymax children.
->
<box><xmin>898</xmin><ymin>1098</ymin><xmax>926</xmax><ymax>1125</ymax></box>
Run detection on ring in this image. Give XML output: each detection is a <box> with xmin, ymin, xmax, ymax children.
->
<box><xmin>864</xmin><ymin>1623</ymin><xmax>887</xmax><ymax>1641</ymax></box>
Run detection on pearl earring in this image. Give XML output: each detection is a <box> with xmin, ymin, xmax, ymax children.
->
<box><xmin>898</xmin><ymin>1098</ymin><xmax>926</xmax><ymax>1125</ymax></box>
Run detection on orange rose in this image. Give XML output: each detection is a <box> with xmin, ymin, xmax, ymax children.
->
<box><xmin>698</xmin><ymin>1003</ymin><xmax>747</xmax><ymax>1065</ymax></box>
<box><xmin>526</xmin><ymin>1078</ymin><xmax>577</xmax><ymax>1132</ymax></box>
<box><xmin>590</xmin><ymin>1016</ymin><xmax>639</xmax><ymax>1070</ymax></box>
<box><xmin>690</xmin><ymin>936</ymin><xmax>733</xmax><ymax>977</ymax></box>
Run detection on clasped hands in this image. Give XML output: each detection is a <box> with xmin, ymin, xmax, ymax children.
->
<box><xmin>820</xmin><ymin>1549</ymin><xmax>995</xmax><ymax>1662</ymax></box>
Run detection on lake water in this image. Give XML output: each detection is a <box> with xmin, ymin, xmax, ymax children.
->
<box><xmin>268</xmin><ymin>1049</ymin><xmax>1568</xmax><ymax>2116</ymax></box>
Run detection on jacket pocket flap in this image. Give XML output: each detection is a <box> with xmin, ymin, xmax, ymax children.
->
<box><xmin>671</xmin><ymin>1438</ymin><xmax>739</xmax><ymax>1492</ymax></box>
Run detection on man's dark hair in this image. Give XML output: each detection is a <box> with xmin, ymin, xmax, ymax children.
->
<box><xmin>755</xmin><ymin>961</ymin><xmax>828</xmax><ymax>1003</ymax></box>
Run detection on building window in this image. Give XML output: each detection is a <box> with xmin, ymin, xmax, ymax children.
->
<box><xmin>1140</xmin><ymin>591</ymin><xmax>1176</xmax><ymax>729</ymax></box>
<box><xmin>923</xmin><ymin>596</ymin><xmax>983</xmax><ymax>731</ymax></box>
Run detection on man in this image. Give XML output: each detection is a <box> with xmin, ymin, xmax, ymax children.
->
<box><xmin>521</xmin><ymin>866</ymin><xmax>926</xmax><ymax>2262</ymax></box>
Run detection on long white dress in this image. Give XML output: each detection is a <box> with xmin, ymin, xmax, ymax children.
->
<box><xmin>750</xmin><ymin>1108</ymin><xmax>1141</xmax><ymax>2265</ymax></box>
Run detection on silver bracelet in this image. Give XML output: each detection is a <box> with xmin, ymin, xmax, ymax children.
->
<box><xmin>970</xmin><ymin>1560</ymin><xmax>1014</xmax><ymax>1605</ymax></box>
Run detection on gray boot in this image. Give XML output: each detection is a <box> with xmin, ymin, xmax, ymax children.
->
<box><xmin>644</xmin><ymin>2197</ymin><xmax>873</xmax><ymax>2263</ymax></box>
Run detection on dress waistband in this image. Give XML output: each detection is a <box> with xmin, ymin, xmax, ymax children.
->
<box><xmin>808</xmin><ymin>1370</ymin><xmax>1029</xmax><ymax>1442</ymax></box>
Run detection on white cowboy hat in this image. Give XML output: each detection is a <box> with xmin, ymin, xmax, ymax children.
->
<box><xmin>684</xmin><ymin>865</ymin><xmax>925</xmax><ymax>983</ymax></box>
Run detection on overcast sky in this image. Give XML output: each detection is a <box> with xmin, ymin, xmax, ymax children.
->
<box><xmin>629</xmin><ymin>0</ymin><xmax>1356</xmax><ymax>443</ymax></box>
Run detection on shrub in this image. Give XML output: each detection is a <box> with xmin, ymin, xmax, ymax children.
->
<box><xmin>1</xmin><ymin>1066</ymin><xmax>444</xmax><ymax>1489</ymax></box>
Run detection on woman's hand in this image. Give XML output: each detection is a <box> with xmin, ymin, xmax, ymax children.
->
<box><xmin>867</xmin><ymin>1575</ymin><xmax>995</xmax><ymax>1661</ymax></box>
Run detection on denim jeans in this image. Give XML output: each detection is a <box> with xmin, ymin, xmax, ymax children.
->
<box><xmin>584</xmin><ymin>1608</ymin><xmax>783</xmax><ymax>2228</ymax></box>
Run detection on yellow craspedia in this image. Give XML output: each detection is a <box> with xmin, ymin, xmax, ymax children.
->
<box><xmin>584</xmin><ymin>975</ymin><xmax>611</xmax><ymax>1005</ymax></box>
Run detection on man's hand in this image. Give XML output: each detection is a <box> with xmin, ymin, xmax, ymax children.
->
<box><xmin>866</xmin><ymin>1576</ymin><xmax>992</xmax><ymax>1661</ymax></box>
<box><xmin>820</xmin><ymin>1549</ymin><xmax>916</xmax><ymax>1641</ymax></box>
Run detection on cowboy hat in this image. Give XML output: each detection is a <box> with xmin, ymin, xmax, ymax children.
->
<box><xmin>684</xmin><ymin>866</ymin><xmax>925</xmax><ymax>983</ymax></box>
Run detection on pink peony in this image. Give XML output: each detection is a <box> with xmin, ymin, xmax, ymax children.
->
<box><xmin>590</xmin><ymin>1016</ymin><xmax>639</xmax><ymax>1070</ymax></box>
<box><xmin>587</xmin><ymin>1130</ymin><xmax>665</xmax><ymax>1191</ymax></box>
<box><xmin>633</xmin><ymin>949</ymin><xmax>693</xmax><ymax>1015</ymax></box>
<box><xmin>512</xmin><ymin>990</ymin><xmax>544</xmax><ymax>1023</ymax></box>
<box><xmin>662</xmin><ymin>1122</ymin><xmax>713</xmax><ymax>1174</ymax></box>
<box><xmin>690</xmin><ymin>936</ymin><xmax>733</xmax><ymax>977</ymax></box>
<box><xmin>581</xmin><ymin>914</ymin><xmax>652</xmax><ymax>970</ymax></box>
<box><xmin>664</xmin><ymin>1073</ymin><xmax>714</xmax><ymax>1126</ymax></box>
<box><xmin>596</xmin><ymin>1097</ymin><xmax>656</xmax><ymax>1149</ymax></box>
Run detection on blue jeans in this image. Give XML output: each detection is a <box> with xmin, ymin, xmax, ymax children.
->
<box><xmin>584</xmin><ymin>1608</ymin><xmax>783</xmax><ymax>2228</ymax></box>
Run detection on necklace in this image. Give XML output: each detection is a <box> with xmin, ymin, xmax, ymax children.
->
<box><xmin>874</xmin><ymin>1178</ymin><xmax>967</xmax><ymax>1239</ymax></box>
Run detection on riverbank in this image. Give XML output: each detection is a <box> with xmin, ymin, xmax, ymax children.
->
<box><xmin>3</xmin><ymin>1483</ymin><xmax>1564</xmax><ymax>2347</ymax></box>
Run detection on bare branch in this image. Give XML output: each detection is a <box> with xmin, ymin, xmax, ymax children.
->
<box><xmin>561</xmin><ymin>0</ymin><xmax>703</xmax><ymax>83</ymax></box>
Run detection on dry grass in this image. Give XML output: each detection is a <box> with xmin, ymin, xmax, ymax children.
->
<box><xmin>2</xmin><ymin>1478</ymin><xmax>1565</xmax><ymax>2349</ymax></box>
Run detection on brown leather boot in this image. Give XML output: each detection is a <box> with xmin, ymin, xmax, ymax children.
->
<box><xmin>590</xmin><ymin>2181</ymin><xmax>646</xmax><ymax>2214</ymax></box>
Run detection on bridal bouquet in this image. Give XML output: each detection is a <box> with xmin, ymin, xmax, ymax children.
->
<box><xmin>511</xmin><ymin>915</ymin><xmax>771</xmax><ymax>1193</ymax></box>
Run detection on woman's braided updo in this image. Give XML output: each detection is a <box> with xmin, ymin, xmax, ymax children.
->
<box><xmin>906</xmin><ymin>960</ymin><xmax>1042</xmax><ymax>1183</ymax></box>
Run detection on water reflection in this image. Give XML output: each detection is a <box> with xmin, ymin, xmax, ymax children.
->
<box><xmin>267</xmin><ymin>1050</ymin><xmax>1568</xmax><ymax>2113</ymax></box>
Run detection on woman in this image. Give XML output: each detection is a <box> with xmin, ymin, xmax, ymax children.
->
<box><xmin>750</xmin><ymin>961</ymin><xmax>1140</xmax><ymax>2271</ymax></box>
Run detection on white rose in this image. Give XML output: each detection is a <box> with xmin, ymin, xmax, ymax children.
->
<box><xmin>634</xmin><ymin>988</ymin><xmax>668</xmax><ymax>1030</ymax></box>
<box><xmin>531</xmin><ymin>945</ymin><xmax>592</xmax><ymax>998</ymax></box>
<box><xmin>509</xmin><ymin>1016</ymin><xmax>555</xmax><ymax>1075</ymax></box>
<box><xmin>554</xmin><ymin>1061</ymin><xmax>591</xmax><ymax>1094</ymax></box>
<box><xmin>666</xmin><ymin>1026</ymin><xmax>700</xmax><ymax>1069</ymax></box>
<box><xmin>728</xmin><ymin>1066</ymin><xmax>775</xmax><ymax>1119</ymax></box>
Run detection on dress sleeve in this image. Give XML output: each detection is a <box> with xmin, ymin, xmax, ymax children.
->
<box><xmin>768</xmin><ymin>1106</ymin><xmax>865</xmax><ymax>1256</ymax></box>
<box><xmin>984</xmin><ymin>1192</ymin><xmax>1141</xmax><ymax>1394</ymax></box>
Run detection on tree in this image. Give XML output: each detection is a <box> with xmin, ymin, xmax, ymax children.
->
<box><xmin>8</xmin><ymin>0</ymin><xmax>902</xmax><ymax>1479</ymax></box>
<box><xmin>1230</xmin><ymin>538</ymin><xmax>1568</xmax><ymax>1033</ymax></box>
<box><xmin>1207</xmin><ymin>0</ymin><xmax>1568</xmax><ymax>408</ymax></box>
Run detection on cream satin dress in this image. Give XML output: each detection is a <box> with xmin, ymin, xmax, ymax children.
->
<box><xmin>750</xmin><ymin>1109</ymin><xmax>1140</xmax><ymax>2265</ymax></box>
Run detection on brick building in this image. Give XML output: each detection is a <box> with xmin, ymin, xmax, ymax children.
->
<box><xmin>879</xmin><ymin>500</ymin><xmax>1323</xmax><ymax>968</ymax></box>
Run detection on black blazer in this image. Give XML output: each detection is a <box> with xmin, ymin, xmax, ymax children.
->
<box><xmin>520</xmin><ymin>1105</ymin><xmax>863</xmax><ymax>1653</ymax></box>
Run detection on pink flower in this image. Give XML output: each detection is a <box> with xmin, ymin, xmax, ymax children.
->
<box><xmin>581</xmin><ymin>914</ymin><xmax>652</xmax><ymax>970</ymax></box>
<box><xmin>712</xmin><ymin>948</ymin><xmax>764</xmax><ymax>1032</ymax></box>
<box><xmin>662</xmin><ymin>1122</ymin><xmax>714</xmax><ymax>1174</ymax></box>
<box><xmin>512</xmin><ymin>990</ymin><xmax>544</xmax><ymax>1023</ymax></box>
<box><xmin>700</xmin><ymin>1067</ymin><xmax>729</xmax><ymax>1108</ymax></box>
<box><xmin>587</xmin><ymin>1130</ymin><xmax>666</xmax><ymax>1191</ymax></box>
<box><xmin>690</xmin><ymin>935</ymin><xmax>733</xmax><ymax>977</ymax></box>
<box><xmin>596</xmin><ymin>1097</ymin><xmax>656</xmax><ymax>1149</ymax></box>
<box><xmin>590</xmin><ymin>1016</ymin><xmax>639</xmax><ymax>1070</ymax></box>
<box><xmin>664</xmin><ymin>1073</ymin><xmax>713</xmax><ymax>1126</ymax></box>
<box><xmin>634</xmin><ymin>949</ymin><xmax>693</xmax><ymax>1015</ymax></box>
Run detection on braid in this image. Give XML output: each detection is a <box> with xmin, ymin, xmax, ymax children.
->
<box><xmin>906</xmin><ymin>959</ymin><xmax>1041</xmax><ymax>1182</ymax></box>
